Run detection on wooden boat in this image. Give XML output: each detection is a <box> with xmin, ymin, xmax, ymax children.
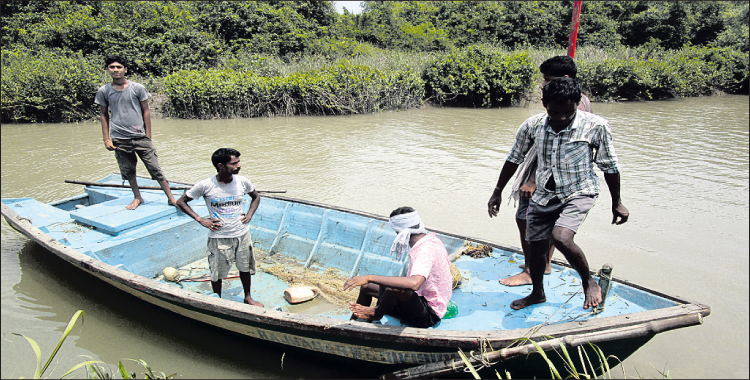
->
<box><xmin>1</xmin><ymin>174</ymin><xmax>709</xmax><ymax>378</ymax></box>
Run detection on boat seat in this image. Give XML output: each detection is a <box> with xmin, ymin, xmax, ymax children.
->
<box><xmin>2</xmin><ymin>198</ymin><xmax>74</xmax><ymax>228</ymax></box>
<box><xmin>69</xmin><ymin>192</ymin><xmax>179</xmax><ymax>235</ymax></box>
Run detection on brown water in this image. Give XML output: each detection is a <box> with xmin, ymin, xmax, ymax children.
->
<box><xmin>2</xmin><ymin>95</ymin><xmax>748</xmax><ymax>378</ymax></box>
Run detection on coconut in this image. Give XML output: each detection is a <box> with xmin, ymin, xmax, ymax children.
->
<box><xmin>163</xmin><ymin>267</ymin><xmax>180</xmax><ymax>282</ymax></box>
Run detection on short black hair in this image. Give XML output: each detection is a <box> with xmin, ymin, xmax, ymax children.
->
<box><xmin>390</xmin><ymin>206</ymin><xmax>415</xmax><ymax>217</ymax></box>
<box><xmin>104</xmin><ymin>55</ymin><xmax>128</xmax><ymax>69</ymax></box>
<box><xmin>211</xmin><ymin>148</ymin><xmax>241</xmax><ymax>171</ymax></box>
<box><xmin>539</xmin><ymin>55</ymin><xmax>577</xmax><ymax>78</ymax></box>
<box><xmin>542</xmin><ymin>77</ymin><xmax>582</xmax><ymax>105</ymax></box>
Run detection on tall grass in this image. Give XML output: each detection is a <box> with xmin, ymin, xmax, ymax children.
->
<box><xmin>459</xmin><ymin>336</ymin><xmax>674</xmax><ymax>379</ymax></box>
<box><xmin>10</xmin><ymin>310</ymin><xmax>174</xmax><ymax>379</ymax></box>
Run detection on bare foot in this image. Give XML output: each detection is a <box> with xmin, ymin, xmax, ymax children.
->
<box><xmin>126</xmin><ymin>198</ymin><xmax>144</xmax><ymax>210</ymax></box>
<box><xmin>517</xmin><ymin>263</ymin><xmax>552</xmax><ymax>274</ymax></box>
<box><xmin>167</xmin><ymin>198</ymin><xmax>177</xmax><ymax>206</ymax></box>
<box><xmin>244</xmin><ymin>296</ymin><xmax>264</xmax><ymax>307</ymax></box>
<box><xmin>349</xmin><ymin>301</ymin><xmax>378</xmax><ymax>321</ymax></box>
<box><xmin>510</xmin><ymin>293</ymin><xmax>546</xmax><ymax>310</ymax></box>
<box><xmin>499</xmin><ymin>271</ymin><xmax>533</xmax><ymax>286</ymax></box>
<box><xmin>582</xmin><ymin>280</ymin><xmax>602</xmax><ymax>310</ymax></box>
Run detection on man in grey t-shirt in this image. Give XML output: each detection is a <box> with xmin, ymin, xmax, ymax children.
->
<box><xmin>95</xmin><ymin>55</ymin><xmax>176</xmax><ymax>209</ymax></box>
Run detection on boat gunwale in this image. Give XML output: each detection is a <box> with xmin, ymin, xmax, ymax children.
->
<box><xmin>1</xmin><ymin>192</ymin><xmax>710</xmax><ymax>351</ymax></box>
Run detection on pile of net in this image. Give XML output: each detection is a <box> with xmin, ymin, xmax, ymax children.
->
<box><xmin>255</xmin><ymin>249</ymin><xmax>358</xmax><ymax>308</ymax></box>
<box><xmin>462</xmin><ymin>242</ymin><xmax>492</xmax><ymax>258</ymax></box>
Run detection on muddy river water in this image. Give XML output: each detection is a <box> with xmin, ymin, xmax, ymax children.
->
<box><xmin>2</xmin><ymin>95</ymin><xmax>748</xmax><ymax>378</ymax></box>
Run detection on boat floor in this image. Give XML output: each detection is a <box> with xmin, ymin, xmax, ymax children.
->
<box><xmin>156</xmin><ymin>249</ymin><xmax>668</xmax><ymax>331</ymax></box>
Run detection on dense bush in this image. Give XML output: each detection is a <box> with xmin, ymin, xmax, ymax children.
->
<box><xmin>422</xmin><ymin>45</ymin><xmax>536</xmax><ymax>107</ymax></box>
<box><xmin>0</xmin><ymin>1</ymin><xmax>747</xmax><ymax>122</ymax></box>
<box><xmin>578</xmin><ymin>46</ymin><xmax>749</xmax><ymax>101</ymax></box>
<box><xmin>162</xmin><ymin>60</ymin><xmax>424</xmax><ymax>119</ymax></box>
<box><xmin>1</xmin><ymin>1</ymin><xmax>225</xmax><ymax>77</ymax></box>
<box><xmin>1</xmin><ymin>48</ymin><xmax>103</xmax><ymax>123</ymax></box>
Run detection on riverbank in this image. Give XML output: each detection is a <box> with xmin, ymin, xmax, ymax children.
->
<box><xmin>2</xmin><ymin>45</ymin><xmax>747</xmax><ymax>123</ymax></box>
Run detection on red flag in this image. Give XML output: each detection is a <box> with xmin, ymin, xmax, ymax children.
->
<box><xmin>567</xmin><ymin>1</ymin><xmax>582</xmax><ymax>58</ymax></box>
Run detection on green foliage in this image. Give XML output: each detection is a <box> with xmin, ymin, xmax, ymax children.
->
<box><xmin>12</xmin><ymin>310</ymin><xmax>103</xmax><ymax>379</ymax></box>
<box><xmin>1</xmin><ymin>1</ymin><xmax>747</xmax><ymax>122</ymax></box>
<box><xmin>578</xmin><ymin>45</ymin><xmax>749</xmax><ymax>101</ymax></box>
<box><xmin>1</xmin><ymin>48</ymin><xmax>103</xmax><ymax>123</ymax></box>
<box><xmin>85</xmin><ymin>359</ymin><xmax>174</xmax><ymax>379</ymax></box>
<box><xmin>422</xmin><ymin>45</ymin><xmax>536</xmax><ymax>107</ymax></box>
<box><xmin>11</xmin><ymin>310</ymin><xmax>174</xmax><ymax>379</ymax></box>
<box><xmin>712</xmin><ymin>1</ymin><xmax>750</xmax><ymax>53</ymax></box>
<box><xmin>191</xmin><ymin>1</ymin><xmax>329</xmax><ymax>57</ymax></box>
<box><xmin>162</xmin><ymin>60</ymin><xmax>424</xmax><ymax>119</ymax></box>
<box><xmin>301</xmin><ymin>37</ymin><xmax>380</xmax><ymax>59</ymax></box>
<box><xmin>459</xmin><ymin>336</ymin><xmax>675</xmax><ymax>379</ymax></box>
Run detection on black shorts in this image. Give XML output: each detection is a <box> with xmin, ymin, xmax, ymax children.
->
<box><xmin>378</xmin><ymin>286</ymin><xmax>441</xmax><ymax>328</ymax></box>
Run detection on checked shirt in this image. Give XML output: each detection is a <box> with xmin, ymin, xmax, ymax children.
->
<box><xmin>506</xmin><ymin>111</ymin><xmax>620</xmax><ymax>206</ymax></box>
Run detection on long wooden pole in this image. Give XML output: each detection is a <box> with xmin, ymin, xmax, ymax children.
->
<box><xmin>567</xmin><ymin>1</ymin><xmax>583</xmax><ymax>58</ymax></box>
<box><xmin>64</xmin><ymin>179</ymin><xmax>286</xmax><ymax>193</ymax></box>
<box><xmin>381</xmin><ymin>313</ymin><xmax>704</xmax><ymax>379</ymax></box>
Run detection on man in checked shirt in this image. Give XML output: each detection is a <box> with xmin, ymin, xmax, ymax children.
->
<box><xmin>487</xmin><ymin>77</ymin><xmax>629</xmax><ymax>310</ymax></box>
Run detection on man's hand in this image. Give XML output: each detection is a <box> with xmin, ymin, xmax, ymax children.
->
<box><xmin>199</xmin><ymin>217</ymin><xmax>223</xmax><ymax>231</ymax></box>
<box><xmin>343</xmin><ymin>275</ymin><xmax>369</xmax><ymax>292</ymax></box>
<box><xmin>519</xmin><ymin>181</ymin><xmax>536</xmax><ymax>200</ymax></box>
<box><xmin>612</xmin><ymin>203</ymin><xmax>629</xmax><ymax>225</ymax></box>
<box><xmin>104</xmin><ymin>140</ymin><xmax>116</xmax><ymax>151</ymax></box>
<box><xmin>241</xmin><ymin>212</ymin><xmax>253</xmax><ymax>224</ymax></box>
<box><xmin>488</xmin><ymin>192</ymin><xmax>502</xmax><ymax>218</ymax></box>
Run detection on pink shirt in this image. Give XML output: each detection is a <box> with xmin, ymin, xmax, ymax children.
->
<box><xmin>407</xmin><ymin>233</ymin><xmax>453</xmax><ymax>318</ymax></box>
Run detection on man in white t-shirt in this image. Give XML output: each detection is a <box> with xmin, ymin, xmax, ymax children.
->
<box><xmin>343</xmin><ymin>207</ymin><xmax>452</xmax><ymax>328</ymax></box>
<box><xmin>176</xmin><ymin>148</ymin><xmax>264</xmax><ymax>307</ymax></box>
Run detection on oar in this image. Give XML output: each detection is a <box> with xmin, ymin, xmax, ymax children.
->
<box><xmin>64</xmin><ymin>179</ymin><xmax>286</xmax><ymax>193</ymax></box>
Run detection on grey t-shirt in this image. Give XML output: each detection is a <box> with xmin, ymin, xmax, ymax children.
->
<box><xmin>95</xmin><ymin>81</ymin><xmax>151</xmax><ymax>139</ymax></box>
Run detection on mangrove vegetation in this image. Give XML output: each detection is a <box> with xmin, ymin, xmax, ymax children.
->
<box><xmin>1</xmin><ymin>1</ymin><xmax>748</xmax><ymax>123</ymax></box>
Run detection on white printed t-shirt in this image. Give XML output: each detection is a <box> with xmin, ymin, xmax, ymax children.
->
<box><xmin>407</xmin><ymin>233</ymin><xmax>452</xmax><ymax>318</ymax></box>
<box><xmin>185</xmin><ymin>175</ymin><xmax>255</xmax><ymax>239</ymax></box>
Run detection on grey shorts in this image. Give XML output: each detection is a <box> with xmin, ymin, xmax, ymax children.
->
<box><xmin>112</xmin><ymin>137</ymin><xmax>166</xmax><ymax>181</ymax></box>
<box><xmin>516</xmin><ymin>198</ymin><xmax>530</xmax><ymax>220</ymax></box>
<box><xmin>526</xmin><ymin>195</ymin><xmax>597</xmax><ymax>241</ymax></box>
<box><xmin>207</xmin><ymin>231</ymin><xmax>256</xmax><ymax>282</ymax></box>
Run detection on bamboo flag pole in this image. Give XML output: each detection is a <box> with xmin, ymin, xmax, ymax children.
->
<box><xmin>64</xmin><ymin>179</ymin><xmax>286</xmax><ymax>193</ymax></box>
<box><xmin>567</xmin><ymin>1</ymin><xmax>583</xmax><ymax>58</ymax></box>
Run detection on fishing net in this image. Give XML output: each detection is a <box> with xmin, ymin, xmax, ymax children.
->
<box><xmin>255</xmin><ymin>249</ymin><xmax>359</xmax><ymax>308</ymax></box>
<box><xmin>451</xmin><ymin>263</ymin><xmax>462</xmax><ymax>289</ymax></box>
<box><xmin>463</xmin><ymin>242</ymin><xmax>492</xmax><ymax>258</ymax></box>
<box><xmin>160</xmin><ymin>240</ymin><xmax>490</xmax><ymax>308</ymax></box>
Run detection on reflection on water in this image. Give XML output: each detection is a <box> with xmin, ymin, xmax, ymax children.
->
<box><xmin>2</xmin><ymin>95</ymin><xmax>748</xmax><ymax>378</ymax></box>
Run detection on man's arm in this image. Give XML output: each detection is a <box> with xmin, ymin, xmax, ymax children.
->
<box><xmin>241</xmin><ymin>189</ymin><xmax>261</xmax><ymax>223</ymax></box>
<box><xmin>487</xmin><ymin>161</ymin><xmax>520</xmax><ymax>217</ymax></box>
<box><xmin>140</xmin><ymin>100</ymin><xmax>152</xmax><ymax>139</ymax></box>
<box><xmin>176</xmin><ymin>193</ymin><xmax>222</xmax><ymax>231</ymax></box>
<box><xmin>343</xmin><ymin>274</ymin><xmax>425</xmax><ymax>292</ymax></box>
<box><xmin>603</xmin><ymin>172</ymin><xmax>629</xmax><ymax>225</ymax></box>
<box><xmin>99</xmin><ymin>106</ymin><xmax>115</xmax><ymax>151</ymax></box>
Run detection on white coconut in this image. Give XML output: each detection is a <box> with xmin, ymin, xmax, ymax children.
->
<box><xmin>163</xmin><ymin>267</ymin><xmax>180</xmax><ymax>282</ymax></box>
